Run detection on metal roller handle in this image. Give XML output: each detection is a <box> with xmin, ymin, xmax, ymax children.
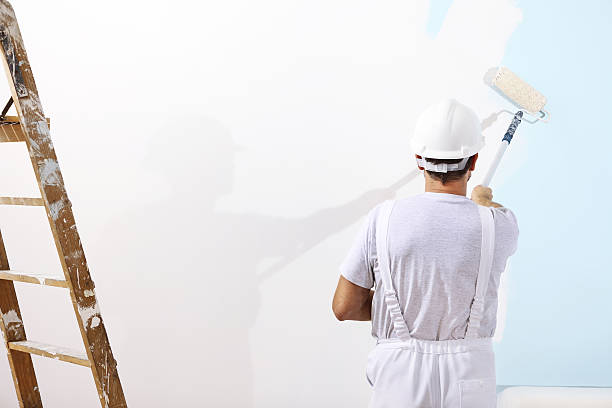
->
<box><xmin>482</xmin><ymin>111</ymin><xmax>523</xmax><ymax>187</ymax></box>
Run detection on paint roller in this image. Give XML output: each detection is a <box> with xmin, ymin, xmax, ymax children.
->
<box><xmin>481</xmin><ymin>66</ymin><xmax>550</xmax><ymax>186</ymax></box>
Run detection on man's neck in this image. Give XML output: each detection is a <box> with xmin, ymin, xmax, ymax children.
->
<box><xmin>424</xmin><ymin>176</ymin><xmax>468</xmax><ymax>197</ymax></box>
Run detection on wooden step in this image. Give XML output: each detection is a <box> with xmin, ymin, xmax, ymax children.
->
<box><xmin>0</xmin><ymin>116</ymin><xmax>50</xmax><ymax>143</ymax></box>
<box><xmin>0</xmin><ymin>197</ymin><xmax>44</xmax><ymax>206</ymax></box>
<box><xmin>0</xmin><ymin>270</ymin><xmax>66</xmax><ymax>288</ymax></box>
<box><xmin>0</xmin><ymin>116</ymin><xmax>24</xmax><ymax>142</ymax></box>
<box><xmin>8</xmin><ymin>341</ymin><xmax>90</xmax><ymax>367</ymax></box>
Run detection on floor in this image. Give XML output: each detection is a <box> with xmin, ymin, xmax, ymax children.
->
<box><xmin>497</xmin><ymin>386</ymin><xmax>612</xmax><ymax>407</ymax></box>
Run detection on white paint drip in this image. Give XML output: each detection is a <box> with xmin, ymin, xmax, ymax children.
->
<box><xmin>39</xmin><ymin>158</ymin><xmax>61</xmax><ymax>187</ymax></box>
<box><xmin>24</xmin><ymin>120</ymin><xmax>51</xmax><ymax>155</ymax></box>
<box><xmin>35</xmin><ymin>119</ymin><xmax>49</xmax><ymax>137</ymax></box>
<box><xmin>48</xmin><ymin>199</ymin><xmax>64</xmax><ymax>220</ymax></box>
<box><xmin>28</xmin><ymin>137</ymin><xmax>41</xmax><ymax>155</ymax></box>
<box><xmin>2</xmin><ymin>309</ymin><xmax>22</xmax><ymax>326</ymax></box>
<box><xmin>78</xmin><ymin>302</ymin><xmax>101</xmax><ymax>330</ymax></box>
<box><xmin>91</xmin><ymin>316</ymin><xmax>101</xmax><ymax>328</ymax></box>
<box><xmin>17</xmin><ymin>90</ymin><xmax>45</xmax><ymax>122</ymax></box>
<box><xmin>103</xmin><ymin>352</ymin><xmax>110</xmax><ymax>406</ymax></box>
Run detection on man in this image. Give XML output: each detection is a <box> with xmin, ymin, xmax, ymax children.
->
<box><xmin>332</xmin><ymin>99</ymin><xmax>519</xmax><ymax>407</ymax></box>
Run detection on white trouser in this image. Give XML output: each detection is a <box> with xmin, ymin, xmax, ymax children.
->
<box><xmin>366</xmin><ymin>337</ymin><xmax>496</xmax><ymax>408</ymax></box>
<box><xmin>369</xmin><ymin>200</ymin><xmax>497</xmax><ymax>408</ymax></box>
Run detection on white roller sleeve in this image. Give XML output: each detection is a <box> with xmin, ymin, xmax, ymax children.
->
<box><xmin>482</xmin><ymin>140</ymin><xmax>509</xmax><ymax>187</ymax></box>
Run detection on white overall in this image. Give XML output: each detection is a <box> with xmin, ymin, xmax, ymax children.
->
<box><xmin>366</xmin><ymin>200</ymin><xmax>497</xmax><ymax>408</ymax></box>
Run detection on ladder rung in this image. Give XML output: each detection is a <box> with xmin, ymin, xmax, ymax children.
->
<box><xmin>8</xmin><ymin>341</ymin><xmax>90</xmax><ymax>367</ymax></box>
<box><xmin>0</xmin><ymin>116</ymin><xmax>50</xmax><ymax>143</ymax></box>
<box><xmin>0</xmin><ymin>270</ymin><xmax>66</xmax><ymax>288</ymax></box>
<box><xmin>0</xmin><ymin>117</ymin><xmax>24</xmax><ymax>142</ymax></box>
<box><xmin>0</xmin><ymin>197</ymin><xmax>44</xmax><ymax>206</ymax></box>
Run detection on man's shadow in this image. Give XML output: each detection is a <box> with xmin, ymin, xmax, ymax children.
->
<box><xmin>103</xmin><ymin>115</ymin><xmax>415</xmax><ymax>407</ymax></box>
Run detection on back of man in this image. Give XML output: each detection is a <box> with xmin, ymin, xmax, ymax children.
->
<box><xmin>332</xmin><ymin>99</ymin><xmax>520</xmax><ymax>407</ymax></box>
<box><xmin>341</xmin><ymin>192</ymin><xmax>518</xmax><ymax>342</ymax></box>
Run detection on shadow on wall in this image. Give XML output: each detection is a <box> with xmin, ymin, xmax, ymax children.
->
<box><xmin>102</xmin><ymin>115</ymin><xmax>414</xmax><ymax>407</ymax></box>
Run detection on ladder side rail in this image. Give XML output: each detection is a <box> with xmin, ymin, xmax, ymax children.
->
<box><xmin>0</xmin><ymin>3</ymin><xmax>127</xmax><ymax>407</ymax></box>
<box><xmin>0</xmin><ymin>228</ymin><xmax>43</xmax><ymax>407</ymax></box>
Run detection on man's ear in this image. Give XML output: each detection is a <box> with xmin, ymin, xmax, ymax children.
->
<box><xmin>415</xmin><ymin>154</ymin><xmax>424</xmax><ymax>171</ymax></box>
<box><xmin>469</xmin><ymin>153</ymin><xmax>478</xmax><ymax>171</ymax></box>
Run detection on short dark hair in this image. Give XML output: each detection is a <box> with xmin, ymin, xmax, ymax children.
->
<box><xmin>424</xmin><ymin>154</ymin><xmax>476</xmax><ymax>185</ymax></box>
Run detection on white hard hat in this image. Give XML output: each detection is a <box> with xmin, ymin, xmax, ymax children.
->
<box><xmin>410</xmin><ymin>99</ymin><xmax>484</xmax><ymax>160</ymax></box>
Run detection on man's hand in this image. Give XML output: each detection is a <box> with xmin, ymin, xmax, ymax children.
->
<box><xmin>471</xmin><ymin>185</ymin><xmax>503</xmax><ymax>208</ymax></box>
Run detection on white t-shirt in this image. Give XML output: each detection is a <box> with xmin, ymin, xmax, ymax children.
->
<box><xmin>340</xmin><ymin>192</ymin><xmax>519</xmax><ymax>341</ymax></box>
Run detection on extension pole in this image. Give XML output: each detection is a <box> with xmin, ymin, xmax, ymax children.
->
<box><xmin>482</xmin><ymin>111</ymin><xmax>523</xmax><ymax>187</ymax></box>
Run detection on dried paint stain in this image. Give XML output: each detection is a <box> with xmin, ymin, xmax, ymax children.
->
<box><xmin>48</xmin><ymin>199</ymin><xmax>64</xmax><ymax>220</ymax></box>
<box><xmin>2</xmin><ymin>309</ymin><xmax>22</xmax><ymax>326</ymax></box>
<box><xmin>78</xmin><ymin>303</ymin><xmax>101</xmax><ymax>329</ymax></box>
<box><xmin>39</xmin><ymin>158</ymin><xmax>60</xmax><ymax>186</ymax></box>
<box><xmin>91</xmin><ymin>316</ymin><xmax>101</xmax><ymax>328</ymax></box>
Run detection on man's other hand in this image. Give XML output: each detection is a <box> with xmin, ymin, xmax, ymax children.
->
<box><xmin>471</xmin><ymin>185</ymin><xmax>502</xmax><ymax>208</ymax></box>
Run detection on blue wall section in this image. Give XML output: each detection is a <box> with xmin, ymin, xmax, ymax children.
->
<box><xmin>492</xmin><ymin>0</ymin><xmax>612</xmax><ymax>387</ymax></box>
<box><xmin>427</xmin><ymin>0</ymin><xmax>454</xmax><ymax>37</ymax></box>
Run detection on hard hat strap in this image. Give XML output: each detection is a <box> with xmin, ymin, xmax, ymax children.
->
<box><xmin>416</xmin><ymin>156</ymin><xmax>470</xmax><ymax>173</ymax></box>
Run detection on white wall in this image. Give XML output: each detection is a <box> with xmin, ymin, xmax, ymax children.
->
<box><xmin>0</xmin><ymin>0</ymin><xmax>522</xmax><ymax>406</ymax></box>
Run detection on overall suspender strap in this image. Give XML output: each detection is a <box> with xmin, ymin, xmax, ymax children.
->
<box><xmin>465</xmin><ymin>205</ymin><xmax>496</xmax><ymax>339</ymax></box>
<box><xmin>375</xmin><ymin>199</ymin><xmax>411</xmax><ymax>341</ymax></box>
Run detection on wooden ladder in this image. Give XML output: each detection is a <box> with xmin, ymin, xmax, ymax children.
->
<box><xmin>0</xmin><ymin>2</ymin><xmax>127</xmax><ymax>407</ymax></box>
